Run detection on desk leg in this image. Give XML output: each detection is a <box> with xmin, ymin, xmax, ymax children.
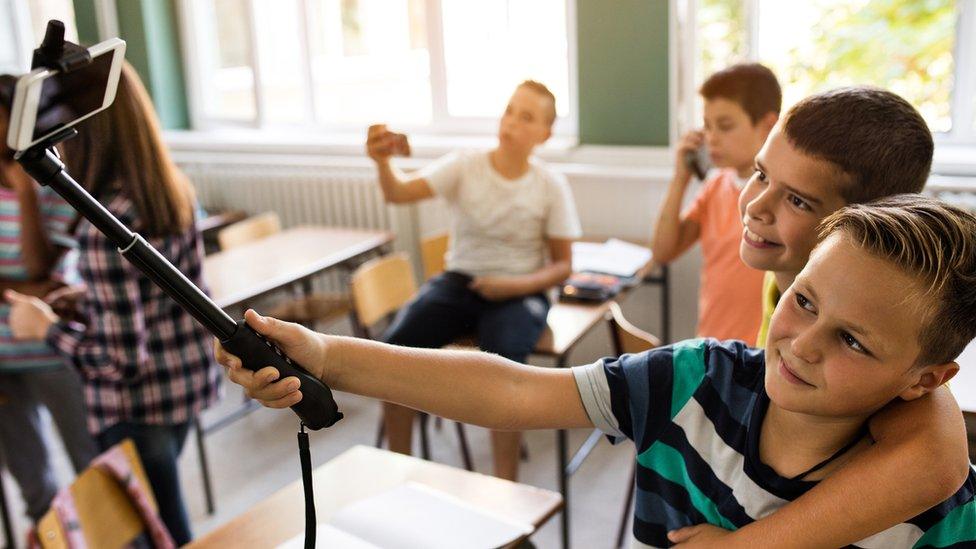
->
<box><xmin>194</xmin><ymin>417</ymin><xmax>216</xmax><ymax>515</ymax></box>
<box><xmin>661</xmin><ymin>264</ymin><xmax>671</xmax><ymax>344</ymax></box>
<box><xmin>558</xmin><ymin>427</ymin><xmax>569</xmax><ymax>549</ymax></box>
<box><xmin>557</xmin><ymin>354</ymin><xmax>570</xmax><ymax>549</ymax></box>
<box><xmin>0</xmin><ymin>467</ymin><xmax>13</xmax><ymax>549</ymax></box>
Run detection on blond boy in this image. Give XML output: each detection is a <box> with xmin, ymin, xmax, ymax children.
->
<box><xmin>365</xmin><ymin>81</ymin><xmax>580</xmax><ymax>480</ymax></box>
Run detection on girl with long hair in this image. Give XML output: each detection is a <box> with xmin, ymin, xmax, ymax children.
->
<box><xmin>6</xmin><ymin>63</ymin><xmax>220</xmax><ymax>544</ymax></box>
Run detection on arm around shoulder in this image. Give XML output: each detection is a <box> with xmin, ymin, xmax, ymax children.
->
<box><xmin>725</xmin><ymin>387</ymin><xmax>969</xmax><ymax>548</ymax></box>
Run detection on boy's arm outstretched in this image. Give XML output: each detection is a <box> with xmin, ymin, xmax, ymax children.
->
<box><xmin>216</xmin><ymin>310</ymin><xmax>593</xmax><ymax>431</ymax></box>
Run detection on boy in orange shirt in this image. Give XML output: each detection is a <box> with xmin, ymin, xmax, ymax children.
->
<box><xmin>652</xmin><ymin>63</ymin><xmax>779</xmax><ymax>342</ymax></box>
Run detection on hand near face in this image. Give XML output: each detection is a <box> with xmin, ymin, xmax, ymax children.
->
<box><xmin>673</xmin><ymin>130</ymin><xmax>705</xmax><ymax>184</ymax></box>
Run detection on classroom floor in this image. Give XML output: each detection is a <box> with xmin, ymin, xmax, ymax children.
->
<box><xmin>1</xmin><ymin>284</ymin><xmax>678</xmax><ymax>549</ymax></box>
<box><xmin>1</xmin><ymin>383</ymin><xmax>634</xmax><ymax>549</ymax></box>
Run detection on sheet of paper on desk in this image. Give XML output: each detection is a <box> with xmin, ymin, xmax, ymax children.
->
<box><xmin>276</xmin><ymin>482</ymin><xmax>533</xmax><ymax>549</ymax></box>
<box><xmin>278</xmin><ymin>524</ymin><xmax>381</xmax><ymax>549</ymax></box>
<box><xmin>572</xmin><ymin>238</ymin><xmax>652</xmax><ymax>278</ymax></box>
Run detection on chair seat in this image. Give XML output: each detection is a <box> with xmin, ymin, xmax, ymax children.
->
<box><xmin>267</xmin><ymin>293</ymin><xmax>351</xmax><ymax>325</ymax></box>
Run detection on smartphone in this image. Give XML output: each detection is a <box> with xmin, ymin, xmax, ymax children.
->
<box><xmin>683</xmin><ymin>144</ymin><xmax>711</xmax><ymax>181</ymax></box>
<box><xmin>391</xmin><ymin>132</ymin><xmax>411</xmax><ymax>157</ymax></box>
<box><xmin>6</xmin><ymin>38</ymin><xmax>126</xmax><ymax>153</ymax></box>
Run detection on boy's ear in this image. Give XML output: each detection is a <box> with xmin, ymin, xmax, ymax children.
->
<box><xmin>758</xmin><ymin>112</ymin><xmax>779</xmax><ymax>134</ymax></box>
<box><xmin>899</xmin><ymin>361</ymin><xmax>959</xmax><ymax>401</ymax></box>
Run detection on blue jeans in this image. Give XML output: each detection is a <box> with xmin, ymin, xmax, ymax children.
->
<box><xmin>383</xmin><ymin>271</ymin><xmax>550</xmax><ymax>362</ymax></box>
<box><xmin>97</xmin><ymin>421</ymin><xmax>192</xmax><ymax>546</ymax></box>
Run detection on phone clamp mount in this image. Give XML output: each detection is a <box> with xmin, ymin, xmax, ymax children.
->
<box><xmin>14</xmin><ymin>21</ymin><xmax>343</xmax><ymax>432</ymax></box>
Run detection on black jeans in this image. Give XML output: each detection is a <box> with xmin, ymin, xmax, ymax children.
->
<box><xmin>97</xmin><ymin>421</ymin><xmax>192</xmax><ymax>546</ymax></box>
<box><xmin>383</xmin><ymin>271</ymin><xmax>550</xmax><ymax>362</ymax></box>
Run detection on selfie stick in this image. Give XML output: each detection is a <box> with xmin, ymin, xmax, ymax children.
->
<box><xmin>14</xmin><ymin>22</ymin><xmax>342</xmax><ymax>432</ymax></box>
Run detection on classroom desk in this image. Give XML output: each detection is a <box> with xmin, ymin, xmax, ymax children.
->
<box><xmin>196</xmin><ymin>226</ymin><xmax>393</xmax><ymax>514</ymax></box>
<box><xmin>531</xmin><ymin>258</ymin><xmax>668</xmax><ymax>549</ymax></box>
<box><xmin>187</xmin><ymin>445</ymin><xmax>563</xmax><ymax>548</ymax></box>
<box><xmin>204</xmin><ymin>225</ymin><xmax>393</xmax><ymax>309</ymax></box>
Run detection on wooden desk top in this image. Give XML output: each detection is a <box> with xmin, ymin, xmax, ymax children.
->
<box><xmin>951</xmin><ymin>340</ymin><xmax>976</xmax><ymax>415</ymax></box>
<box><xmin>203</xmin><ymin>226</ymin><xmax>393</xmax><ymax>309</ymax></box>
<box><xmin>187</xmin><ymin>445</ymin><xmax>563</xmax><ymax>548</ymax></box>
<box><xmin>534</xmin><ymin>256</ymin><xmax>659</xmax><ymax>358</ymax></box>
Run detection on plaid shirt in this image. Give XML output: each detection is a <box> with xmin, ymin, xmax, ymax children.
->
<box><xmin>46</xmin><ymin>192</ymin><xmax>221</xmax><ymax>434</ymax></box>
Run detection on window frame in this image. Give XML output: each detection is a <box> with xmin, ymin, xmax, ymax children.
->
<box><xmin>175</xmin><ymin>0</ymin><xmax>578</xmax><ymax>138</ymax></box>
<box><xmin>677</xmin><ymin>0</ymin><xmax>976</xmax><ymax>147</ymax></box>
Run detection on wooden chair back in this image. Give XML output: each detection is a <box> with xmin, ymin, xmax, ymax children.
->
<box><xmin>420</xmin><ymin>232</ymin><xmax>449</xmax><ymax>281</ymax></box>
<box><xmin>217</xmin><ymin>211</ymin><xmax>282</xmax><ymax>250</ymax></box>
<box><xmin>350</xmin><ymin>253</ymin><xmax>418</xmax><ymax>330</ymax></box>
<box><xmin>607</xmin><ymin>301</ymin><xmax>661</xmax><ymax>355</ymax></box>
<box><xmin>36</xmin><ymin>439</ymin><xmax>156</xmax><ymax>548</ymax></box>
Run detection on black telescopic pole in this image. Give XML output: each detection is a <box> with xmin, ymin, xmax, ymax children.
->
<box><xmin>16</xmin><ymin>137</ymin><xmax>342</xmax><ymax>430</ymax></box>
<box><xmin>17</xmin><ymin>144</ymin><xmax>239</xmax><ymax>340</ymax></box>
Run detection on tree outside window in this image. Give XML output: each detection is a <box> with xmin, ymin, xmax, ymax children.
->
<box><xmin>696</xmin><ymin>0</ymin><xmax>958</xmax><ymax>134</ymax></box>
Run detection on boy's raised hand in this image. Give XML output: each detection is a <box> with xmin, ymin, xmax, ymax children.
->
<box><xmin>366</xmin><ymin>124</ymin><xmax>409</xmax><ymax>163</ymax></box>
<box><xmin>214</xmin><ymin>309</ymin><xmax>329</xmax><ymax>409</ymax></box>
<box><xmin>673</xmin><ymin>129</ymin><xmax>705</xmax><ymax>185</ymax></box>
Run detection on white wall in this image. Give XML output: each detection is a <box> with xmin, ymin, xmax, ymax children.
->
<box><xmin>173</xmin><ymin>144</ymin><xmax>705</xmax><ymax>349</ymax></box>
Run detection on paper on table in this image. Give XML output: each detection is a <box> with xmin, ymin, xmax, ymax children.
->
<box><xmin>571</xmin><ymin>238</ymin><xmax>652</xmax><ymax>277</ymax></box>
<box><xmin>276</xmin><ymin>482</ymin><xmax>533</xmax><ymax>549</ymax></box>
<box><xmin>278</xmin><ymin>523</ymin><xmax>382</xmax><ymax>549</ymax></box>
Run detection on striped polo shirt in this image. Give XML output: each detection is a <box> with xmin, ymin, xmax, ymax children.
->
<box><xmin>573</xmin><ymin>338</ymin><xmax>976</xmax><ymax>548</ymax></box>
<box><xmin>0</xmin><ymin>184</ymin><xmax>79</xmax><ymax>372</ymax></box>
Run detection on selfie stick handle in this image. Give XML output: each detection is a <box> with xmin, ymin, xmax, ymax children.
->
<box><xmin>17</xmin><ymin>145</ymin><xmax>343</xmax><ymax>430</ymax></box>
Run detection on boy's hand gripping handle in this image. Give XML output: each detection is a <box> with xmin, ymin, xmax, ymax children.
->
<box><xmin>221</xmin><ymin>320</ymin><xmax>343</xmax><ymax>430</ymax></box>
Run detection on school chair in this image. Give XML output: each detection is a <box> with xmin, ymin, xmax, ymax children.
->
<box><xmin>419</xmin><ymin>232</ymin><xmax>532</xmax><ymax>458</ymax></box>
<box><xmin>34</xmin><ymin>439</ymin><xmax>161</xmax><ymax>548</ymax></box>
<box><xmin>197</xmin><ymin>208</ymin><xmax>247</xmax><ymax>254</ymax></box>
<box><xmin>606</xmin><ymin>301</ymin><xmax>661</xmax><ymax>549</ymax></box>
<box><xmin>348</xmin><ymin>253</ymin><xmax>474</xmax><ymax>471</ymax></box>
<box><xmin>420</xmin><ymin>231</ymin><xmax>450</xmax><ymax>281</ymax></box>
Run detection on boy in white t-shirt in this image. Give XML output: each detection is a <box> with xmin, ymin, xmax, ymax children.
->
<box><xmin>365</xmin><ymin>81</ymin><xmax>581</xmax><ymax>480</ymax></box>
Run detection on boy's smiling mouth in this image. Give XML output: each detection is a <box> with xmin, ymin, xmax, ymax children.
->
<box><xmin>778</xmin><ymin>357</ymin><xmax>816</xmax><ymax>388</ymax></box>
<box><xmin>743</xmin><ymin>227</ymin><xmax>782</xmax><ymax>249</ymax></box>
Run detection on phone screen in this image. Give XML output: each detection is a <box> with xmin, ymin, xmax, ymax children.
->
<box><xmin>32</xmin><ymin>50</ymin><xmax>114</xmax><ymax>141</ymax></box>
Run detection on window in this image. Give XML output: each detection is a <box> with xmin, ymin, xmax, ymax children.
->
<box><xmin>179</xmin><ymin>0</ymin><xmax>573</xmax><ymax>134</ymax></box>
<box><xmin>686</xmin><ymin>0</ymin><xmax>975</xmax><ymax>143</ymax></box>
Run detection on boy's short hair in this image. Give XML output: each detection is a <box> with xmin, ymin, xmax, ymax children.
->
<box><xmin>817</xmin><ymin>194</ymin><xmax>976</xmax><ymax>366</ymax></box>
<box><xmin>699</xmin><ymin>63</ymin><xmax>782</xmax><ymax>123</ymax></box>
<box><xmin>783</xmin><ymin>87</ymin><xmax>934</xmax><ymax>203</ymax></box>
<box><xmin>517</xmin><ymin>80</ymin><xmax>557</xmax><ymax>127</ymax></box>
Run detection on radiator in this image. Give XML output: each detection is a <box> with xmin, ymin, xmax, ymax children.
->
<box><xmin>178</xmin><ymin>159</ymin><xmax>433</xmax><ymax>296</ymax></box>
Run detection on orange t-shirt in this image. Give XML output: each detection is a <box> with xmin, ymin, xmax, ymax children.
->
<box><xmin>683</xmin><ymin>169</ymin><xmax>764</xmax><ymax>342</ymax></box>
